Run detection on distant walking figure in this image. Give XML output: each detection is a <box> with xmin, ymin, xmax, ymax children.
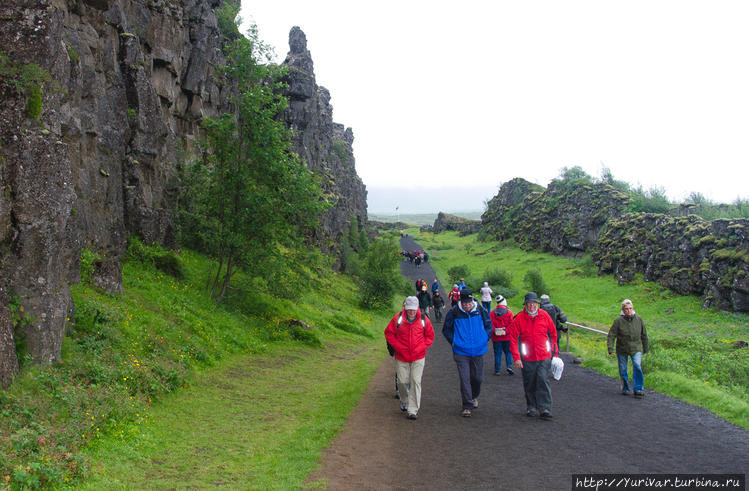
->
<box><xmin>490</xmin><ymin>295</ymin><xmax>514</xmax><ymax>376</ymax></box>
<box><xmin>479</xmin><ymin>282</ymin><xmax>493</xmax><ymax>312</ymax></box>
<box><xmin>539</xmin><ymin>294</ymin><xmax>567</xmax><ymax>352</ymax></box>
<box><xmin>607</xmin><ymin>299</ymin><xmax>649</xmax><ymax>398</ymax></box>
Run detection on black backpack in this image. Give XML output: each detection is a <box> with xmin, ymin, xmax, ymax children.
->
<box><xmin>387</xmin><ymin>313</ymin><xmax>426</xmax><ymax>356</ymax></box>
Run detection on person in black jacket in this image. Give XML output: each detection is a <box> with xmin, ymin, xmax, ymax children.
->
<box><xmin>540</xmin><ymin>294</ymin><xmax>567</xmax><ymax>352</ymax></box>
<box><xmin>417</xmin><ymin>285</ymin><xmax>432</xmax><ymax>318</ymax></box>
<box><xmin>431</xmin><ymin>290</ymin><xmax>445</xmax><ymax>321</ymax></box>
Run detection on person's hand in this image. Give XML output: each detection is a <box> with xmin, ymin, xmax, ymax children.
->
<box><xmin>515</xmin><ymin>360</ymin><xmax>523</xmax><ymax>369</ymax></box>
<box><xmin>608</xmin><ymin>351</ymin><xmax>613</xmax><ymax>356</ymax></box>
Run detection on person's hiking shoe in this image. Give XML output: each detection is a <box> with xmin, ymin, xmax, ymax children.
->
<box><xmin>473</xmin><ymin>398</ymin><xmax>479</xmax><ymax>408</ymax></box>
<box><xmin>400</xmin><ymin>402</ymin><xmax>407</xmax><ymax>412</ymax></box>
<box><xmin>526</xmin><ymin>408</ymin><xmax>538</xmax><ymax>417</ymax></box>
<box><xmin>394</xmin><ymin>391</ymin><xmax>400</xmax><ymax>399</ymax></box>
<box><xmin>494</xmin><ymin>371</ymin><xmax>501</xmax><ymax>376</ymax></box>
<box><xmin>407</xmin><ymin>413</ymin><xmax>418</xmax><ymax>420</ymax></box>
<box><xmin>461</xmin><ymin>409</ymin><xmax>472</xmax><ymax>417</ymax></box>
<box><xmin>634</xmin><ymin>391</ymin><xmax>645</xmax><ymax>398</ymax></box>
<box><xmin>507</xmin><ymin>367</ymin><xmax>514</xmax><ymax>375</ymax></box>
<box><xmin>621</xmin><ymin>389</ymin><xmax>631</xmax><ymax>395</ymax></box>
<box><xmin>540</xmin><ymin>410</ymin><xmax>553</xmax><ymax>420</ymax></box>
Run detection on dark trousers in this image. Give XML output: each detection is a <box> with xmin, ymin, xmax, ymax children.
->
<box><xmin>521</xmin><ymin>358</ymin><xmax>552</xmax><ymax>413</ymax></box>
<box><xmin>453</xmin><ymin>352</ymin><xmax>484</xmax><ymax>409</ymax></box>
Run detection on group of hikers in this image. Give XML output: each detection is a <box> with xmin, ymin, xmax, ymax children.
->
<box><xmin>384</xmin><ymin>279</ymin><xmax>649</xmax><ymax>421</ymax></box>
<box><xmin>401</xmin><ymin>249</ymin><xmax>429</xmax><ymax>268</ymax></box>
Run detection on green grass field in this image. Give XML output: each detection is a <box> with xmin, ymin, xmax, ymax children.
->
<box><xmin>412</xmin><ymin>229</ymin><xmax>749</xmax><ymax>429</ymax></box>
<box><xmin>2</xmin><ymin>242</ymin><xmax>390</xmax><ymax>490</ymax></box>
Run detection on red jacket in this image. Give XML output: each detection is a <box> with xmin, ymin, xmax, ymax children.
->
<box><xmin>489</xmin><ymin>307</ymin><xmax>514</xmax><ymax>341</ymax></box>
<box><xmin>509</xmin><ymin>309</ymin><xmax>558</xmax><ymax>362</ymax></box>
<box><xmin>448</xmin><ymin>288</ymin><xmax>461</xmax><ymax>302</ymax></box>
<box><xmin>384</xmin><ymin>309</ymin><xmax>435</xmax><ymax>363</ymax></box>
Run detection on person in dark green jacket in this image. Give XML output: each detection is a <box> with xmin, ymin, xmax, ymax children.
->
<box><xmin>607</xmin><ymin>299</ymin><xmax>649</xmax><ymax>398</ymax></box>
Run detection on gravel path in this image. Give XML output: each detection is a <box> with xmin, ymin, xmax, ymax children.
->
<box><xmin>306</xmin><ymin>236</ymin><xmax>749</xmax><ymax>490</ymax></box>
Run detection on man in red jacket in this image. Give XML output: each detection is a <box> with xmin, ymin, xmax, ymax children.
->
<box><xmin>385</xmin><ymin>296</ymin><xmax>435</xmax><ymax>420</ymax></box>
<box><xmin>509</xmin><ymin>292</ymin><xmax>558</xmax><ymax>420</ymax></box>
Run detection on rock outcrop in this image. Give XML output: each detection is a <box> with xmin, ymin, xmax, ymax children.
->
<box><xmin>481</xmin><ymin>178</ymin><xmax>630</xmax><ymax>256</ymax></box>
<box><xmin>2</xmin><ymin>0</ymin><xmax>231</xmax><ymax>370</ymax></box>
<box><xmin>281</xmin><ymin>27</ymin><xmax>367</xmax><ymax>258</ymax></box>
<box><xmin>593</xmin><ymin>215</ymin><xmax>749</xmax><ymax>312</ymax></box>
<box><xmin>432</xmin><ymin>212</ymin><xmax>480</xmax><ymax>236</ymax></box>
<box><xmin>0</xmin><ymin>4</ymin><xmax>367</xmax><ymax>380</ymax></box>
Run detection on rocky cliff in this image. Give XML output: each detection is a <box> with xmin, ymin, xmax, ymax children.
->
<box><xmin>480</xmin><ymin>177</ymin><xmax>749</xmax><ymax>312</ymax></box>
<box><xmin>432</xmin><ymin>212</ymin><xmax>480</xmax><ymax>236</ymax></box>
<box><xmin>593</xmin><ymin>214</ymin><xmax>749</xmax><ymax>312</ymax></box>
<box><xmin>282</xmin><ymin>27</ymin><xmax>367</xmax><ymax>258</ymax></box>
<box><xmin>0</xmin><ymin>2</ymin><xmax>367</xmax><ymax>381</ymax></box>
<box><xmin>481</xmin><ymin>178</ymin><xmax>630</xmax><ymax>256</ymax></box>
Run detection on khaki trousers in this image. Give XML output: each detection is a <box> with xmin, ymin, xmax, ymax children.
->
<box><xmin>395</xmin><ymin>357</ymin><xmax>425</xmax><ymax>415</ymax></box>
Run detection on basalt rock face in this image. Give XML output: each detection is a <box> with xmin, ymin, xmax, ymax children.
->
<box><xmin>281</xmin><ymin>27</ymin><xmax>367</xmax><ymax>259</ymax></box>
<box><xmin>593</xmin><ymin>215</ymin><xmax>749</xmax><ymax>312</ymax></box>
<box><xmin>0</xmin><ymin>0</ymin><xmax>230</xmax><ymax>368</ymax></box>
<box><xmin>481</xmin><ymin>178</ymin><xmax>630</xmax><ymax>256</ymax></box>
<box><xmin>432</xmin><ymin>212</ymin><xmax>480</xmax><ymax>236</ymax></box>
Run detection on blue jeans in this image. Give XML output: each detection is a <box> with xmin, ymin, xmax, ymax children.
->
<box><xmin>492</xmin><ymin>341</ymin><xmax>513</xmax><ymax>372</ymax></box>
<box><xmin>617</xmin><ymin>352</ymin><xmax>644</xmax><ymax>392</ymax></box>
<box><xmin>482</xmin><ymin>301</ymin><xmax>491</xmax><ymax>312</ymax></box>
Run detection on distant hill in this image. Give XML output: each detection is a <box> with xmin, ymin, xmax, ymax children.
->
<box><xmin>369</xmin><ymin>212</ymin><xmax>483</xmax><ymax>226</ymax></box>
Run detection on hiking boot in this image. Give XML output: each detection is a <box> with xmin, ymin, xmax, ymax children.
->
<box><xmin>473</xmin><ymin>398</ymin><xmax>479</xmax><ymax>408</ymax></box>
<box><xmin>407</xmin><ymin>413</ymin><xmax>418</xmax><ymax>420</ymax></box>
<box><xmin>540</xmin><ymin>410</ymin><xmax>553</xmax><ymax>420</ymax></box>
<box><xmin>526</xmin><ymin>408</ymin><xmax>538</xmax><ymax>417</ymax></box>
<box><xmin>621</xmin><ymin>389</ymin><xmax>631</xmax><ymax>395</ymax></box>
<box><xmin>461</xmin><ymin>409</ymin><xmax>472</xmax><ymax>418</ymax></box>
<box><xmin>494</xmin><ymin>371</ymin><xmax>501</xmax><ymax>376</ymax></box>
<box><xmin>507</xmin><ymin>367</ymin><xmax>514</xmax><ymax>375</ymax></box>
<box><xmin>634</xmin><ymin>391</ymin><xmax>645</xmax><ymax>398</ymax></box>
<box><xmin>400</xmin><ymin>402</ymin><xmax>407</xmax><ymax>412</ymax></box>
<box><xmin>394</xmin><ymin>390</ymin><xmax>400</xmax><ymax>399</ymax></box>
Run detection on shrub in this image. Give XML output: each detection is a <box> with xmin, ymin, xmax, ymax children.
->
<box><xmin>447</xmin><ymin>265</ymin><xmax>470</xmax><ymax>282</ymax></box>
<box><xmin>494</xmin><ymin>286</ymin><xmax>519</xmax><ymax>299</ymax></box>
<box><xmin>25</xmin><ymin>84</ymin><xmax>42</xmax><ymax>119</ymax></box>
<box><xmin>523</xmin><ymin>269</ymin><xmax>549</xmax><ymax>296</ymax></box>
<box><xmin>483</xmin><ymin>268</ymin><xmax>513</xmax><ymax>288</ymax></box>
<box><xmin>125</xmin><ymin>237</ymin><xmax>185</xmax><ymax>278</ymax></box>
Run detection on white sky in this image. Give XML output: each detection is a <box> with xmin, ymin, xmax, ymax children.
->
<box><xmin>240</xmin><ymin>1</ymin><xmax>749</xmax><ymax>205</ymax></box>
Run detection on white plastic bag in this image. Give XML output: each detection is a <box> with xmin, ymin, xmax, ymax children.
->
<box><xmin>551</xmin><ymin>356</ymin><xmax>564</xmax><ymax>380</ymax></box>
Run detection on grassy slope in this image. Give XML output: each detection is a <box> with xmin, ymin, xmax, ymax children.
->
<box><xmin>413</xmin><ymin>229</ymin><xmax>749</xmax><ymax>429</ymax></box>
<box><xmin>2</xmin><ymin>245</ymin><xmax>389</xmax><ymax>490</ymax></box>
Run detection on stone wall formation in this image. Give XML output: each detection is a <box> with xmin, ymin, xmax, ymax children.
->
<box><xmin>0</xmin><ymin>0</ymin><xmax>366</xmax><ymax>380</ymax></box>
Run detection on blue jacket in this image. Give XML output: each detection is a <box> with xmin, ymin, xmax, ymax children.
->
<box><xmin>442</xmin><ymin>301</ymin><xmax>492</xmax><ymax>357</ymax></box>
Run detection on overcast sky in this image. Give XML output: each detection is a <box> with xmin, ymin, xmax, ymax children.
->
<box><xmin>240</xmin><ymin>1</ymin><xmax>749</xmax><ymax>212</ymax></box>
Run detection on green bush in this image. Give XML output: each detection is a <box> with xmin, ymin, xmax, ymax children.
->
<box><xmin>447</xmin><ymin>264</ymin><xmax>470</xmax><ymax>282</ymax></box>
<box><xmin>483</xmin><ymin>268</ymin><xmax>513</xmax><ymax>288</ymax></box>
<box><xmin>126</xmin><ymin>237</ymin><xmax>185</xmax><ymax>278</ymax></box>
<box><xmin>523</xmin><ymin>269</ymin><xmax>549</xmax><ymax>296</ymax></box>
<box><xmin>494</xmin><ymin>286</ymin><xmax>519</xmax><ymax>299</ymax></box>
<box><xmin>25</xmin><ymin>84</ymin><xmax>42</xmax><ymax>119</ymax></box>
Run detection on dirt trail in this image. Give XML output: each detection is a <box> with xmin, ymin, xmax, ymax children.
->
<box><xmin>306</xmin><ymin>236</ymin><xmax>749</xmax><ymax>490</ymax></box>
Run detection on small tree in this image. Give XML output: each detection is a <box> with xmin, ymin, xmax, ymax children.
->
<box><xmin>358</xmin><ymin>236</ymin><xmax>401</xmax><ymax>309</ymax></box>
<box><xmin>177</xmin><ymin>17</ymin><xmax>327</xmax><ymax>301</ymax></box>
<box><xmin>524</xmin><ymin>269</ymin><xmax>549</xmax><ymax>296</ymax></box>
